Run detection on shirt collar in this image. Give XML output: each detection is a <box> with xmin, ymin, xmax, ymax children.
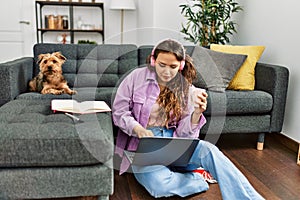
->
<box><xmin>145</xmin><ymin>67</ymin><xmax>157</xmax><ymax>82</ymax></box>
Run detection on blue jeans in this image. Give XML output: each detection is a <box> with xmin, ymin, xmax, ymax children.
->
<box><xmin>132</xmin><ymin>127</ymin><xmax>264</xmax><ymax>199</ymax></box>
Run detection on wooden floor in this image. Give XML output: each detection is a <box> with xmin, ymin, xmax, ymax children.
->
<box><xmin>109</xmin><ymin>133</ymin><xmax>300</xmax><ymax>200</ymax></box>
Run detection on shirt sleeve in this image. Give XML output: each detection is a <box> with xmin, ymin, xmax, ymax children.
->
<box><xmin>174</xmin><ymin>113</ymin><xmax>206</xmax><ymax>138</ymax></box>
<box><xmin>173</xmin><ymin>85</ymin><xmax>207</xmax><ymax>138</ymax></box>
<box><xmin>112</xmin><ymin>72</ymin><xmax>139</xmax><ymax>137</ymax></box>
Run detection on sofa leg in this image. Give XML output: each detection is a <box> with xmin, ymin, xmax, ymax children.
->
<box><xmin>97</xmin><ymin>195</ymin><xmax>109</xmax><ymax>200</ymax></box>
<box><xmin>257</xmin><ymin>133</ymin><xmax>265</xmax><ymax>150</ymax></box>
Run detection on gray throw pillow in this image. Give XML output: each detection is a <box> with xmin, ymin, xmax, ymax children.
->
<box><xmin>192</xmin><ymin>46</ymin><xmax>247</xmax><ymax>92</ymax></box>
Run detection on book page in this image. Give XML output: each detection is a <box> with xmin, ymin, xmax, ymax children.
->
<box><xmin>78</xmin><ymin>101</ymin><xmax>111</xmax><ymax>112</ymax></box>
<box><xmin>51</xmin><ymin>99</ymin><xmax>111</xmax><ymax>114</ymax></box>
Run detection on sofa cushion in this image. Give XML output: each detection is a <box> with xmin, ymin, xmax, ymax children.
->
<box><xmin>0</xmin><ymin>99</ymin><xmax>114</xmax><ymax>167</ymax></box>
<box><xmin>0</xmin><ymin>164</ymin><xmax>113</xmax><ymax>199</ymax></box>
<box><xmin>17</xmin><ymin>92</ymin><xmax>73</xmax><ymax>101</ymax></box>
<box><xmin>205</xmin><ymin>90</ymin><xmax>273</xmax><ymax>115</ymax></box>
<box><xmin>17</xmin><ymin>86</ymin><xmax>117</xmax><ymax>107</ymax></box>
<box><xmin>201</xmin><ymin>115</ymin><xmax>271</xmax><ymax>134</ymax></box>
<box><xmin>210</xmin><ymin>44</ymin><xmax>265</xmax><ymax>90</ymax></box>
<box><xmin>33</xmin><ymin>44</ymin><xmax>138</xmax><ymax>88</ymax></box>
<box><xmin>191</xmin><ymin>46</ymin><xmax>247</xmax><ymax>92</ymax></box>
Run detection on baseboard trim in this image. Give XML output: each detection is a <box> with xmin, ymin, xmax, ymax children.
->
<box><xmin>297</xmin><ymin>144</ymin><xmax>300</xmax><ymax>165</ymax></box>
<box><xmin>273</xmin><ymin>133</ymin><xmax>300</xmax><ymax>165</ymax></box>
<box><xmin>273</xmin><ymin>133</ymin><xmax>299</xmax><ymax>152</ymax></box>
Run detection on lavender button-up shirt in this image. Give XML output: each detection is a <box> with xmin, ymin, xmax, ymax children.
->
<box><xmin>112</xmin><ymin>67</ymin><xmax>206</xmax><ymax>174</ymax></box>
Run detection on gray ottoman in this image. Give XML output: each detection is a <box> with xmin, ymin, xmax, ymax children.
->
<box><xmin>0</xmin><ymin>99</ymin><xmax>114</xmax><ymax>199</ymax></box>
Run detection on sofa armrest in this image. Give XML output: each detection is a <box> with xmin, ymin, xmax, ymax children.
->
<box><xmin>0</xmin><ymin>57</ymin><xmax>34</xmax><ymax>106</ymax></box>
<box><xmin>255</xmin><ymin>62</ymin><xmax>289</xmax><ymax>132</ymax></box>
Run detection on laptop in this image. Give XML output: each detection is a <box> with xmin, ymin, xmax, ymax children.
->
<box><xmin>124</xmin><ymin>136</ymin><xmax>199</xmax><ymax>167</ymax></box>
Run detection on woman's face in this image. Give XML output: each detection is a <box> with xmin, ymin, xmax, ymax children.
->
<box><xmin>155</xmin><ymin>52</ymin><xmax>181</xmax><ymax>85</ymax></box>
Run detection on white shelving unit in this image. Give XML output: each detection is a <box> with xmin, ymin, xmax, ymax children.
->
<box><xmin>35</xmin><ymin>0</ymin><xmax>104</xmax><ymax>44</ymax></box>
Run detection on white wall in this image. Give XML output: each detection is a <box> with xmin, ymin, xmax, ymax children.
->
<box><xmin>136</xmin><ymin>0</ymin><xmax>188</xmax><ymax>45</ymax></box>
<box><xmin>104</xmin><ymin>0</ymin><xmax>137</xmax><ymax>44</ymax></box>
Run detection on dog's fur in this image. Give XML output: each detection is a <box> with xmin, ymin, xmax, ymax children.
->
<box><xmin>29</xmin><ymin>52</ymin><xmax>76</xmax><ymax>95</ymax></box>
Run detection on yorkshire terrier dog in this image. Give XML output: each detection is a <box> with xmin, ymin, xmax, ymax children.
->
<box><xmin>29</xmin><ymin>52</ymin><xmax>76</xmax><ymax>95</ymax></box>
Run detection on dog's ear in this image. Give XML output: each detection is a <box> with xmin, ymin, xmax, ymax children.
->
<box><xmin>37</xmin><ymin>54</ymin><xmax>46</xmax><ymax>64</ymax></box>
<box><xmin>53</xmin><ymin>52</ymin><xmax>67</xmax><ymax>62</ymax></box>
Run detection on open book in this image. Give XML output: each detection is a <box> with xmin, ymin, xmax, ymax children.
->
<box><xmin>51</xmin><ymin>99</ymin><xmax>111</xmax><ymax>114</ymax></box>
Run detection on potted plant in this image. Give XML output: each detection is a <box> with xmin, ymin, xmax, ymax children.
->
<box><xmin>78</xmin><ymin>40</ymin><xmax>98</xmax><ymax>44</ymax></box>
<box><xmin>180</xmin><ymin>0</ymin><xmax>242</xmax><ymax>46</ymax></box>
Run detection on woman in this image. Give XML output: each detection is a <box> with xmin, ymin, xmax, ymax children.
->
<box><xmin>112</xmin><ymin>39</ymin><xmax>264</xmax><ymax>200</ymax></box>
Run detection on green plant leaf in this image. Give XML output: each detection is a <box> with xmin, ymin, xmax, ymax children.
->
<box><xmin>180</xmin><ymin>0</ymin><xmax>242</xmax><ymax>46</ymax></box>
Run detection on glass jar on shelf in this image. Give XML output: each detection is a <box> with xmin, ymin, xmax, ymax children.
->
<box><xmin>57</xmin><ymin>15</ymin><xmax>63</xmax><ymax>29</ymax></box>
<box><xmin>63</xmin><ymin>15</ymin><xmax>69</xmax><ymax>29</ymax></box>
<box><xmin>47</xmin><ymin>15</ymin><xmax>55</xmax><ymax>29</ymax></box>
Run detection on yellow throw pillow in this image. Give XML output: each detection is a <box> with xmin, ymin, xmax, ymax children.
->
<box><xmin>210</xmin><ymin>44</ymin><xmax>265</xmax><ymax>90</ymax></box>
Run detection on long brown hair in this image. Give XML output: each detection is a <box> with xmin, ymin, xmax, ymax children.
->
<box><xmin>147</xmin><ymin>39</ymin><xmax>197</xmax><ymax>127</ymax></box>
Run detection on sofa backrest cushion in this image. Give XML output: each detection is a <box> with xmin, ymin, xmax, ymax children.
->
<box><xmin>33</xmin><ymin>44</ymin><xmax>138</xmax><ymax>88</ymax></box>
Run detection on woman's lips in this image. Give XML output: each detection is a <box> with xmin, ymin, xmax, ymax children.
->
<box><xmin>162</xmin><ymin>75</ymin><xmax>171</xmax><ymax>79</ymax></box>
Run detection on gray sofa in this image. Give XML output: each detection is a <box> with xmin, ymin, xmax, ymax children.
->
<box><xmin>0</xmin><ymin>43</ymin><xmax>289</xmax><ymax>199</ymax></box>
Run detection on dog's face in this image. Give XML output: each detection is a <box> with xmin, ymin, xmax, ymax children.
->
<box><xmin>38</xmin><ymin>52</ymin><xmax>66</xmax><ymax>76</ymax></box>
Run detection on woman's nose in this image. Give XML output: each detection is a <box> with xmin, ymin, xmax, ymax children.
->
<box><xmin>162</xmin><ymin>67</ymin><xmax>172</xmax><ymax>73</ymax></box>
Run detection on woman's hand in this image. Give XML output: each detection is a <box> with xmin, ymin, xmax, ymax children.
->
<box><xmin>191</xmin><ymin>89</ymin><xmax>208</xmax><ymax>124</ymax></box>
<box><xmin>133</xmin><ymin>125</ymin><xmax>154</xmax><ymax>138</ymax></box>
<box><xmin>193</xmin><ymin>89</ymin><xmax>208</xmax><ymax>114</ymax></box>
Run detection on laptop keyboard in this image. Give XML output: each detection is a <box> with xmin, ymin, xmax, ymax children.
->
<box><xmin>124</xmin><ymin>151</ymin><xmax>135</xmax><ymax>163</ymax></box>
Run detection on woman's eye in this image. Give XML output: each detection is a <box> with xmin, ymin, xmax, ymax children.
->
<box><xmin>159</xmin><ymin>63</ymin><xmax>166</xmax><ymax>67</ymax></box>
<box><xmin>157</xmin><ymin>62</ymin><xmax>178</xmax><ymax>69</ymax></box>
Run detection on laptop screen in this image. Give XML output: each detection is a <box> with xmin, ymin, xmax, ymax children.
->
<box><xmin>126</xmin><ymin>137</ymin><xmax>199</xmax><ymax>167</ymax></box>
